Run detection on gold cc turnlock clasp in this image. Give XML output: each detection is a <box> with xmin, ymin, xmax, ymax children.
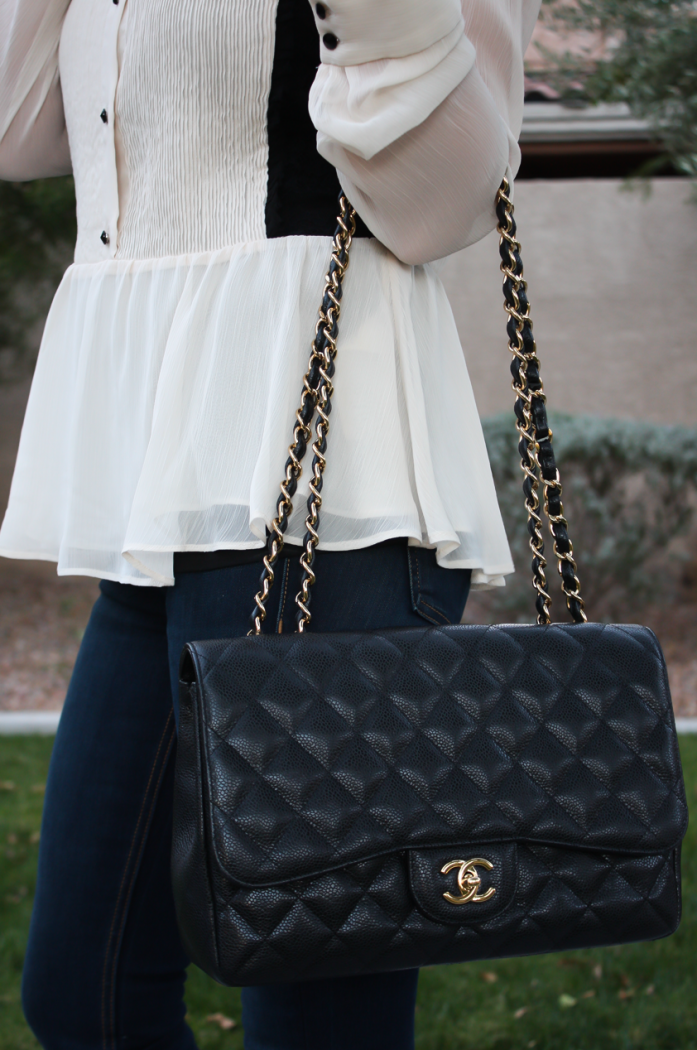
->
<box><xmin>440</xmin><ymin>858</ymin><xmax>496</xmax><ymax>905</ymax></box>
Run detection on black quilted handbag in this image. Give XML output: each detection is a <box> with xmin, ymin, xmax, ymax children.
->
<box><xmin>172</xmin><ymin>182</ymin><xmax>688</xmax><ymax>986</ymax></box>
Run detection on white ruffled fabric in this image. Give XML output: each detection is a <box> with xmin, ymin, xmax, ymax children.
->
<box><xmin>0</xmin><ymin>0</ymin><xmax>545</xmax><ymax>588</ymax></box>
<box><xmin>0</xmin><ymin>237</ymin><xmax>513</xmax><ymax>587</ymax></box>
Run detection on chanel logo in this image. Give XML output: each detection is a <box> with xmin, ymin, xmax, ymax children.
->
<box><xmin>440</xmin><ymin>858</ymin><xmax>496</xmax><ymax>905</ymax></box>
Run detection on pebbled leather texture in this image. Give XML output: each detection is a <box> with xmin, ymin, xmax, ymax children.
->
<box><xmin>172</xmin><ymin>622</ymin><xmax>687</xmax><ymax>985</ymax></box>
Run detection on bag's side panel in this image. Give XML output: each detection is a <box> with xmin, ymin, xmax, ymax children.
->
<box><xmin>209</xmin><ymin>844</ymin><xmax>681</xmax><ymax>986</ymax></box>
<box><xmin>171</xmin><ymin>654</ymin><xmax>223</xmax><ymax>981</ymax></box>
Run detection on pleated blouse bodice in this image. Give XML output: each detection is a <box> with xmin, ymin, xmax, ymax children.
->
<box><xmin>113</xmin><ymin>0</ymin><xmax>276</xmax><ymax>258</ymax></box>
<box><xmin>0</xmin><ymin>0</ymin><xmax>541</xmax><ymax>586</ymax></box>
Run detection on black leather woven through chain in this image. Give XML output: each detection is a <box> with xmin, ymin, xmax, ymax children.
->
<box><xmin>173</xmin><ymin>623</ymin><xmax>687</xmax><ymax>985</ymax></box>
<box><xmin>495</xmin><ymin>192</ymin><xmax>584</xmax><ymax>624</ymax></box>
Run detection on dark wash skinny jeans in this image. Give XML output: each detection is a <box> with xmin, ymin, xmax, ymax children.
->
<box><xmin>22</xmin><ymin>541</ymin><xmax>471</xmax><ymax>1050</ymax></box>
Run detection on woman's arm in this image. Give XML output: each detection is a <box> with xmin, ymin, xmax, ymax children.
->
<box><xmin>0</xmin><ymin>0</ymin><xmax>72</xmax><ymax>180</ymax></box>
<box><xmin>307</xmin><ymin>0</ymin><xmax>541</xmax><ymax>264</ymax></box>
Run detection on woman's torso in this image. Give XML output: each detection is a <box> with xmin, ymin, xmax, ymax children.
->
<box><xmin>60</xmin><ymin>0</ymin><xmax>370</xmax><ymax>262</ymax></box>
<box><xmin>0</xmin><ymin>0</ymin><xmax>513</xmax><ymax>589</ymax></box>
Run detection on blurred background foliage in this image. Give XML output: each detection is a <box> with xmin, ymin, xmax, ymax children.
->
<box><xmin>480</xmin><ymin>413</ymin><xmax>697</xmax><ymax>622</ymax></box>
<box><xmin>541</xmin><ymin>0</ymin><xmax>697</xmax><ymax>182</ymax></box>
<box><xmin>0</xmin><ymin>176</ymin><xmax>75</xmax><ymax>382</ymax></box>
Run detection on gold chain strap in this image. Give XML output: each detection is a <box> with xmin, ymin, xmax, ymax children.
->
<box><xmin>294</xmin><ymin>213</ymin><xmax>354</xmax><ymax>630</ymax></box>
<box><xmin>496</xmin><ymin>177</ymin><xmax>586</xmax><ymax>625</ymax></box>
<box><xmin>249</xmin><ymin>196</ymin><xmax>356</xmax><ymax>634</ymax></box>
<box><xmin>249</xmin><ymin>181</ymin><xmax>586</xmax><ymax>633</ymax></box>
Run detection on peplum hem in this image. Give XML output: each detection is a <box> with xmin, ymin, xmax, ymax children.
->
<box><xmin>0</xmin><ymin>236</ymin><xmax>513</xmax><ymax>588</ymax></box>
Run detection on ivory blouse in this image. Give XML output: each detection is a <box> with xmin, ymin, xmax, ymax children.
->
<box><xmin>0</xmin><ymin>0</ymin><xmax>540</xmax><ymax>587</ymax></box>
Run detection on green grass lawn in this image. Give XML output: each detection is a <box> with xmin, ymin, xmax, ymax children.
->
<box><xmin>1</xmin><ymin>735</ymin><xmax>695</xmax><ymax>1049</ymax></box>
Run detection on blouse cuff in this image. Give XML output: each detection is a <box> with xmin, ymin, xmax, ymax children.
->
<box><xmin>0</xmin><ymin>0</ymin><xmax>71</xmax><ymax>141</ymax></box>
<box><xmin>309</xmin><ymin>0</ymin><xmax>464</xmax><ymax>66</ymax></box>
<box><xmin>309</xmin><ymin>24</ymin><xmax>475</xmax><ymax>161</ymax></box>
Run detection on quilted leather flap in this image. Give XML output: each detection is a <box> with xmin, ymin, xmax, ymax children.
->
<box><xmin>183</xmin><ymin>622</ymin><xmax>688</xmax><ymax>888</ymax></box>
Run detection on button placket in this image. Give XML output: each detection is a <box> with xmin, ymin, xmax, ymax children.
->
<box><xmin>99</xmin><ymin>107</ymin><xmax>110</xmax><ymax>244</ymax></box>
<box><xmin>95</xmin><ymin>0</ymin><xmax>126</xmax><ymax>257</ymax></box>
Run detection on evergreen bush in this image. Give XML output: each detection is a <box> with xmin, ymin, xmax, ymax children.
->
<box><xmin>482</xmin><ymin>413</ymin><xmax>697</xmax><ymax>621</ymax></box>
<box><xmin>541</xmin><ymin>0</ymin><xmax>697</xmax><ymax>183</ymax></box>
<box><xmin>0</xmin><ymin>177</ymin><xmax>75</xmax><ymax>381</ymax></box>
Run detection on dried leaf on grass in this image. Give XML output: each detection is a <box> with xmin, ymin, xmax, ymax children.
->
<box><xmin>514</xmin><ymin>1007</ymin><xmax>529</xmax><ymax>1019</ymax></box>
<box><xmin>557</xmin><ymin>957</ymin><xmax>585</xmax><ymax>969</ymax></box>
<box><xmin>480</xmin><ymin>971</ymin><xmax>498</xmax><ymax>983</ymax></box>
<box><xmin>206</xmin><ymin>1013</ymin><xmax>237</xmax><ymax>1031</ymax></box>
<box><xmin>5</xmin><ymin>886</ymin><xmax>28</xmax><ymax>905</ymax></box>
<box><xmin>559</xmin><ymin>994</ymin><xmax>577</xmax><ymax>1009</ymax></box>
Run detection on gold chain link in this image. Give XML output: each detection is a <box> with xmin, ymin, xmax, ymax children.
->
<box><xmin>295</xmin><ymin>200</ymin><xmax>356</xmax><ymax>631</ymax></box>
<box><xmin>496</xmin><ymin>178</ymin><xmax>586</xmax><ymax>624</ymax></box>
<box><xmin>249</xmin><ymin>182</ymin><xmax>584</xmax><ymax>634</ymax></box>
<box><xmin>248</xmin><ymin>196</ymin><xmax>356</xmax><ymax>634</ymax></box>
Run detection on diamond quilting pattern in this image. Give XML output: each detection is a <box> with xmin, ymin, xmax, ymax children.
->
<box><xmin>206</xmin><ymin>843</ymin><xmax>679</xmax><ymax>985</ymax></box>
<box><xmin>172</xmin><ymin>621</ymin><xmax>686</xmax><ymax>986</ymax></box>
<box><xmin>193</xmin><ymin>624</ymin><xmax>685</xmax><ymax>887</ymax></box>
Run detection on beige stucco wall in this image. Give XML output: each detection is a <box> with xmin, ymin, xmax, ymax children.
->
<box><xmin>439</xmin><ymin>178</ymin><xmax>697</xmax><ymax>426</ymax></box>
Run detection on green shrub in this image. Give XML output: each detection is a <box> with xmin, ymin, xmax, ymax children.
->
<box><xmin>0</xmin><ymin>177</ymin><xmax>76</xmax><ymax>381</ymax></box>
<box><xmin>541</xmin><ymin>0</ymin><xmax>697</xmax><ymax>184</ymax></box>
<box><xmin>481</xmin><ymin>413</ymin><xmax>697</xmax><ymax>622</ymax></box>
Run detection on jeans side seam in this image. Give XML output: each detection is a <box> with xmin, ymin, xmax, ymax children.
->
<box><xmin>417</xmin><ymin>598</ymin><xmax>452</xmax><ymax>626</ymax></box>
<box><xmin>406</xmin><ymin>546</ymin><xmax>419</xmax><ymax>613</ymax></box>
<box><xmin>407</xmin><ymin>548</ymin><xmax>452</xmax><ymax>626</ymax></box>
<box><xmin>108</xmin><ymin>724</ymin><xmax>176</xmax><ymax>1049</ymax></box>
<box><xmin>100</xmin><ymin>711</ymin><xmax>175</xmax><ymax>1050</ymax></box>
<box><xmin>276</xmin><ymin>559</ymin><xmax>291</xmax><ymax>633</ymax></box>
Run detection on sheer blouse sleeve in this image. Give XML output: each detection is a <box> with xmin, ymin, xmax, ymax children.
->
<box><xmin>307</xmin><ymin>0</ymin><xmax>541</xmax><ymax>264</ymax></box>
<box><xmin>0</xmin><ymin>0</ymin><xmax>72</xmax><ymax>180</ymax></box>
